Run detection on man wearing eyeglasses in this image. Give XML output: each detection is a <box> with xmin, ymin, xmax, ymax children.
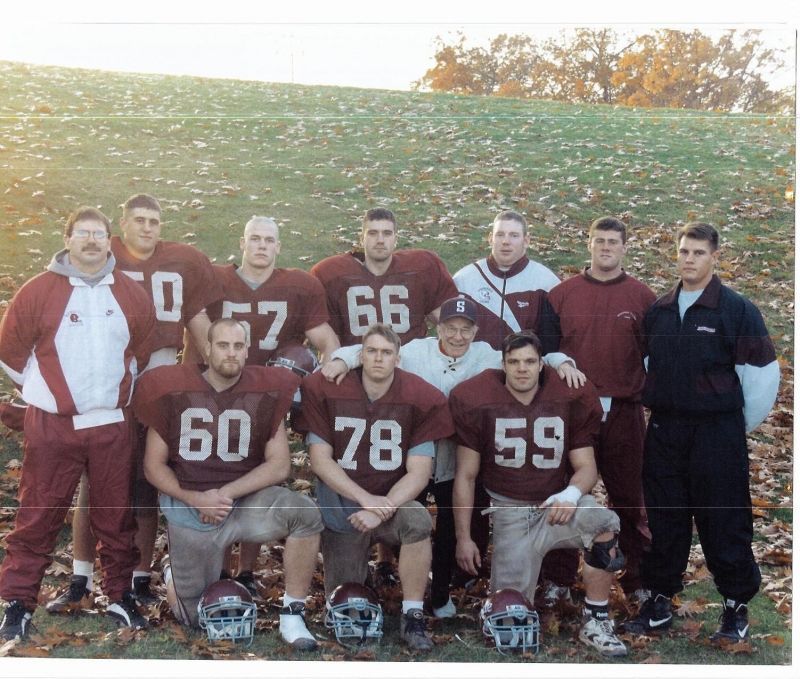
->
<box><xmin>0</xmin><ymin>207</ymin><xmax>155</xmax><ymax>640</ymax></box>
<box><xmin>47</xmin><ymin>194</ymin><xmax>223</xmax><ymax>615</ymax></box>
<box><xmin>323</xmin><ymin>297</ymin><xmax>581</xmax><ymax>618</ymax></box>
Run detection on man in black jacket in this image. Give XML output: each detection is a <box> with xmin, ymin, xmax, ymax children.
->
<box><xmin>625</xmin><ymin>222</ymin><xmax>779</xmax><ymax>643</ymax></box>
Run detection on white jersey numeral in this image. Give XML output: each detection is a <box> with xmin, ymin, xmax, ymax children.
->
<box><xmin>494</xmin><ymin>416</ymin><xmax>565</xmax><ymax>468</ymax></box>
<box><xmin>178</xmin><ymin>407</ymin><xmax>251</xmax><ymax>461</ymax></box>
<box><xmin>221</xmin><ymin>300</ymin><xmax>288</xmax><ymax>353</ymax></box>
<box><xmin>122</xmin><ymin>270</ymin><xmax>184</xmax><ymax>322</ymax></box>
<box><xmin>334</xmin><ymin>416</ymin><xmax>403</xmax><ymax>471</ymax></box>
<box><xmin>346</xmin><ymin>285</ymin><xmax>410</xmax><ymax>337</ymax></box>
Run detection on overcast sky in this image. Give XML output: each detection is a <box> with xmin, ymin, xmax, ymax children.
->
<box><xmin>1</xmin><ymin>1</ymin><xmax>796</xmax><ymax>92</ymax></box>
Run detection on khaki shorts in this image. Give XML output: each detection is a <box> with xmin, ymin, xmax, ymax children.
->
<box><xmin>168</xmin><ymin>486</ymin><xmax>322</xmax><ymax>626</ymax></box>
<box><xmin>321</xmin><ymin>500</ymin><xmax>432</xmax><ymax>596</ymax></box>
<box><xmin>490</xmin><ymin>495</ymin><xmax>620</xmax><ymax>603</ymax></box>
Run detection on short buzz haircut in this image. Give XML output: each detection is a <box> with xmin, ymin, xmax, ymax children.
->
<box><xmin>589</xmin><ymin>216</ymin><xmax>627</xmax><ymax>243</ymax></box>
<box><xmin>244</xmin><ymin>215</ymin><xmax>279</xmax><ymax>236</ymax></box>
<box><xmin>493</xmin><ymin>210</ymin><xmax>527</xmax><ymax>232</ymax></box>
<box><xmin>678</xmin><ymin>222</ymin><xmax>719</xmax><ymax>251</ymax></box>
<box><xmin>362</xmin><ymin>208</ymin><xmax>396</xmax><ymax>230</ymax></box>
<box><xmin>123</xmin><ymin>193</ymin><xmax>162</xmax><ymax>216</ymax></box>
<box><xmin>361</xmin><ymin>323</ymin><xmax>401</xmax><ymax>353</ymax></box>
<box><xmin>501</xmin><ymin>331</ymin><xmax>543</xmax><ymax>361</ymax></box>
<box><xmin>207</xmin><ymin>317</ymin><xmax>249</xmax><ymax>345</ymax></box>
<box><xmin>64</xmin><ymin>206</ymin><xmax>111</xmax><ymax>237</ymax></box>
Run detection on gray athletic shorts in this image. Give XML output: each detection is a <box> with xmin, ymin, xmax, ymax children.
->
<box><xmin>320</xmin><ymin>500</ymin><xmax>432</xmax><ymax>596</ymax></box>
<box><xmin>490</xmin><ymin>494</ymin><xmax>620</xmax><ymax>603</ymax></box>
<box><xmin>168</xmin><ymin>485</ymin><xmax>322</xmax><ymax>626</ymax></box>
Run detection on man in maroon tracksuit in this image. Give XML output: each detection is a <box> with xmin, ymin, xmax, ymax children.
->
<box><xmin>546</xmin><ymin>217</ymin><xmax>656</xmax><ymax>600</ymax></box>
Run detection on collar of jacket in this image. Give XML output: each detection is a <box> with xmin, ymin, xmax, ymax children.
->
<box><xmin>486</xmin><ymin>254</ymin><xmax>529</xmax><ymax>277</ymax></box>
<box><xmin>656</xmin><ymin>274</ymin><xmax>722</xmax><ymax>309</ymax></box>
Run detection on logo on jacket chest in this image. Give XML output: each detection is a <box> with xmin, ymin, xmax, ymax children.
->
<box><xmin>696</xmin><ymin>325</ymin><xmax>716</xmax><ymax>334</ymax></box>
<box><xmin>477</xmin><ymin>287</ymin><xmax>492</xmax><ymax>303</ymax></box>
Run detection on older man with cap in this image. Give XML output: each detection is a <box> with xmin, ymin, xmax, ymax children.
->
<box><xmin>324</xmin><ymin>296</ymin><xmax>581</xmax><ymax>616</ymax></box>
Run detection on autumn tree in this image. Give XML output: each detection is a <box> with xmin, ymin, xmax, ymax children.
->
<box><xmin>417</xmin><ymin>28</ymin><xmax>791</xmax><ymax>113</ymax></box>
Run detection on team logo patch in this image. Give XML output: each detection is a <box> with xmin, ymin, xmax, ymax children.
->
<box><xmin>697</xmin><ymin>326</ymin><xmax>716</xmax><ymax>334</ymax></box>
<box><xmin>478</xmin><ymin>287</ymin><xmax>492</xmax><ymax>303</ymax></box>
<box><xmin>516</xmin><ymin>301</ymin><xmax>529</xmax><ymax>308</ymax></box>
<box><xmin>106</xmin><ymin>309</ymin><xmax>114</xmax><ymax>316</ymax></box>
<box><xmin>67</xmin><ymin>311</ymin><xmax>82</xmax><ymax>325</ymax></box>
<box><xmin>617</xmin><ymin>311</ymin><xmax>637</xmax><ymax>320</ymax></box>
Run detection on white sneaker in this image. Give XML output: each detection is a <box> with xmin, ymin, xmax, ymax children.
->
<box><xmin>432</xmin><ymin>598</ymin><xmax>456</xmax><ymax>619</ymax></box>
<box><xmin>579</xmin><ymin>616</ymin><xmax>628</xmax><ymax>657</ymax></box>
<box><xmin>540</xmin><ymin>582</ymin><xmax>573</xmax><ymax>609</ymax></box>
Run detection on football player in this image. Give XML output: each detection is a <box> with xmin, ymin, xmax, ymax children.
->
<box><xmin>181</xmin><ymin>215</ymin><xmax>340</xmax><ymax>595</ymax></box>
<box><xmin>297</xmin><ymin>324</ymin><xmax>454</xmax><ymax>652</ymax></box>
<box><xmin>452</xmin><ymin>210</ymin><xmax>573</xmax><ymax>605</ymax></box>
<box><xmin>134</xmin><ymin>318</ymin><xmax>322</xmax><ymax>650</ymax></box>
<box><xmin>310</xmin><ymin>207</ymin><xmax>457</xmax><ymax>347</ymax></box>
<box><xmin>48</xmin><ymin>193</ymin><xmax>223</xmax><ymax>612</ymax></box>
<box><xmin>0</xmin><ymin>207</ymin><xmax>155</xmax><ymax>640</ymax></box>
<box><xmin>311</xmin><ymin>207</ymin><xmax>457</xmax><ymax>583</ymax></box>
<box><xmin>451</xmin><ymin>332</ymin><xmax>628</xmax><ymax>657</ymax></box>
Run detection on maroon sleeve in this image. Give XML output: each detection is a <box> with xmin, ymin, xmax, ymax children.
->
<box><xmin>257</xmin><ymin>366</ymin><xmax>301</xmax><ymax>440</ymax></box>
<box><xmin>405</xmin><ymin>376</ymin><xmax>454</xmax><ymax>446</ymax></box>
<box><xmin>180</xmin><ymin>246</ymin><xmax>223</xmax><ymax>323</ymax></box>
<box><xmin>448</xmin><ymin>378</ymin><xmax>484</xmax><ymax>451</ymax></box>
<box><xmin>295</xmin><ymin>371</ymin><xmax>332</xmax><ymax>441</ymax></box>
<box><xmin>132</xmin><ymin>365</ymin><xmax>178</xmax><ymax>442</ymax></box>
<box><xmin>295</xmin><ymin>271</ymin><xmax>331</xmax><ymax>331</ymax></box>
<box><xmin>423</xmin><ymin>251</ymin><xmax>458</xmax><ymax>312</ymax></box>
<box><xmin>568</xmin><ymin>382</ymin><xmax>603</xmax><ymax>450</ymax></box>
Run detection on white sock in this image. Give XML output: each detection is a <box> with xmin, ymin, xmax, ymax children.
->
<box><xmin>132</xmin><ymin>570</ymin><xmax>150</xmax><ymax>586</ymax></box>
<box><xmin>283</xmin><ymin>593</ymin><xmax>306</xmax><ymax>608</ymax></box>
<box><xmin>279</xmin><ymin>598</ymin><xmax>313</xmax><ymax>643</ymax></box>
<box><xmin>585</xmin><ymin>598</ymin><xmax>608</xmax><ymax>607</ymax></box>
<box><xmin>73</xmin><ymin>560</ymin><xmax>94</xmax><ymax>592</ymax></box>
<box><xmin>402</xmin><ymin>600</ymin><xmax>424</xmax><ymax>614</ymax></box>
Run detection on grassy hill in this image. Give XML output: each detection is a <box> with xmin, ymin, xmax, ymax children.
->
<box><xmin>0</xmin><ymin>60</ymin><xmax>794</xmax><ymax>666</ymax></box>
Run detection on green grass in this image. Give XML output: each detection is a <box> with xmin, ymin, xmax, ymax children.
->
<box><xmin>0</xmin><ymin>60</ymin><xmax>794</xmax><ymax>666</ymax></box>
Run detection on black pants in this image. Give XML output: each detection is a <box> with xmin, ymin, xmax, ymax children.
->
<box><xmin>429</xmin><ymin>479</ymin><xmax>490</xmax><ymax>609</ymax></box>
<box><xmin>640</xmin><ymin>410</ymin><xmax>760</xmax><ymax>603</ymax></box>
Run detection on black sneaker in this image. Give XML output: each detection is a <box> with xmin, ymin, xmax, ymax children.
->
<box><xmin>0</xmin><ymin>600</ymin><xmax>34</xmax><ymax>640</ymax></box>
<box><xmin>106</xmin><ymin>591</ymin><xmax>149</xmax><ymax>630</ymax></box>
<box><xmin>622</xmin><ymin>592</ymin><xmax>673</xmax><ymax>635</ymax></box>
<box><xmin>234</xmin><ymin>571</ymin><xmax>260</xmax><ymax>598</ymax></box>
<box><xmin>132</xmin><ymin>575</ymin><xmax>158</xmax><ymax>606</ymax></box>
<box><xmin>45</xmin><ymin>575</ymin><xmax>92</xmax><ymax>614</ymax></box>
<box><xmin>710</xmin><ymin>599</ymin><xmax>750</xmax><ymax>643</ymax></box>
<box><xmin>400</xmin><ymin>608</ymin><xmax>433</xmax><ymax>652</ymax></box>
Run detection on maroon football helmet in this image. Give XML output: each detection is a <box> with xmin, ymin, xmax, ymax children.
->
<box><xmin>324</xmin><ymin>582</ymin><xmax>383</xmax><ymax>646</ymax></box>
<box><xmin>267</xmin><ymin>344</ymin><xmax>318</xmax><ymax>377</ymax></box>
<box><xmin>481</xmin><ymin>588</ymin><xmax>540</xmax><ymax>654</ymax></box>
<box><xmin>197</xmin><ymin>579</ymin><xmax>257</xmax><ymax>645</ymax></box>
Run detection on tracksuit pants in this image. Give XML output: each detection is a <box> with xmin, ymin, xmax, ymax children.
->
<box><xmin>640</xmin><ymin>410</ymin><xmax>761</xmax><ymax>603</ymax></box>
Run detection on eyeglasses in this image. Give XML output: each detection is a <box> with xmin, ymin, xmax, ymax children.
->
<box><xmin>441</xmin><ymin>325</ymin><xmax>476</xmax><ymax>338</ymax></box>
<box><xmin>71</xmin><ymin>229</ymin><xmax>109</xmax><ymax>241</ymax></box>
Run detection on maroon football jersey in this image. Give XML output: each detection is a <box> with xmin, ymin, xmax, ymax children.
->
<box><xmin>449</xmin><ymin>367</ymin><xmax>602</xmax><ymax>503</ymax></box>
<box><xmin>205</xmin><ymin>264</ymin><xmax>330</xmax><ymax>366</ymax></box>
<box><xmin>297</xmin><ymin>368</ymin><xmax>454</xmax><ymax>496</ymax></box>
<box><xmin>111</xmin><ymin>237</ymin><xmax>222</xmax><ymax>352</ymax></box>
<box><xmin>310</xmin><ymin>249</ymin><xmax>457</xmax><ymax>346</ymax></box>
<box><xmin>133</xmin><ymin>364</ymin><xmax>299</xmax><ymax>491</ymax></box>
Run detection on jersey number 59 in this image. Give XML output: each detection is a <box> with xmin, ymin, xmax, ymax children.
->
<box><xmin>494</xmin><ymin>417</ymin><xmax>564</xmax><ymax>468</ymax></box>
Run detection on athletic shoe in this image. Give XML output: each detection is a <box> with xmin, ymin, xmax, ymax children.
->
<box><xmin>132</xmin><ymin>575</ymin><xmax>158</xmax><ymax>605</ymax></box>
<box><xmin>579</xmin><ymin>615</ymin><xmax>628</xmax><ymax>657</ymax></box>
<box><xmin>709</xmin><ymin>599</ymin><xmax>750</xmax><ymax>643</ymax></box>
<box><xmin>106</xmin><ymin>591</ymin><xmax>149</xmax><ymax>630</ymax></box>
<box><xmin>432</xmin><ymin>597</ymin><xmax>457</xmax><ymax>619</ymax></box>
<box><xmin>400</xmin><ymin>608</ymin><xmax>433</xmax><ymax>652</ymax></box>
<box><xmin>279</xmin><ymin>601</ymin><xmax>317</xmax><ymax>651</ymax></box>
<box><xmin>45</xmin><ymin>575</ymin><xmax>92</xmax><ymax>614</ymax></box>
<box><xmin>0</xmin><ymin>600</ymin><xmax>34</xmax><ymax>640</ymax></box>
<box><xmin>235</xmin><ymin>571</ymin><xmax>260</xmax><ymax>598</ymax></box>
<box><xmin>622</xmin><ymin>593</ymin><xmax>673</xmax><ymax>634</ymax></box>
<box><xmin>540</xmin><ymin>581</ymin><xmax>573</xmax><ymax>609</ymax></box>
